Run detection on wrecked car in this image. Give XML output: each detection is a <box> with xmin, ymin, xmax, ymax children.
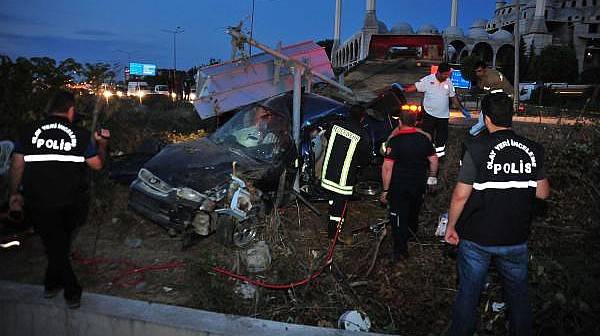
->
<box><xmin>128</xmin><ymin>90</ymin><xmax>407</xmax><ymax>247</ymax></box>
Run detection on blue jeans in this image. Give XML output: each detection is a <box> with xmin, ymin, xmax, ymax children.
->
<box><xmin>448</xmin><ymin>239</ymin><xmax>532</xmax><ymax>336</ymax></box>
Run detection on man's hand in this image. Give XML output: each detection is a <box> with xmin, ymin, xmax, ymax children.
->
<box><xmin>445</xmin><ymin>226</ymin><xmax>459</xmax><ymax>245</ymax></box>
<box><xmin>426</xmin><ymin>176</ymin><xmax>438</xmax><ymax>193</ymax></box>
<box><xmin>379</xmin><ymin>191</ymin><xmax>388</xmax><ymax>205</ymax></box>
<box><xmin>461</xmin><ymin>107</ymin><xmax>472</xmax><ymax>120</ymax></box>
<box><xmin>9</xmin><ymin>193</ymin><xmax>24</xmax><ymax>212</ymax></box>
<box><xmin>94</xmin><ymin>128</ymin><xmax>110</xmax><ymax>146</ymax></box>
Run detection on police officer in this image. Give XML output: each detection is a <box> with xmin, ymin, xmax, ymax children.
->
<box><xmin>9</xmin><ymin>89</ymin><xmax>109</xmax><ymax>309</ymax></box>
<box><xmin>469</xmin><ymin>60</ymin><xmax>514</xmax><ymax>137</ymax></box>
<box><xmin>445</xmin><ymin>93</ymin><xmax>549</xmax><ymax>335</ymax></box>
<box><xmin>321</xmin><ymin>104</ymin><xmax>370</xmax><ymax>244</ymax></box>
<box><xmin>380</xmin><ymin>109</ymin><xmax>439</xmax><ymax>262</ymax></box>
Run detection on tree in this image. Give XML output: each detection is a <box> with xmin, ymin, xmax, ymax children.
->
<box><xmin>532</xmin><ymin>46</ymin><xmax>578</xmax><ymax>83</ymax></box>
<box><xmin>459</xmin><ymin>54</ymin><xmax>481</xmax><ymax>83</ymax></box>
<box><xmin>83</xmin><ymin>62</ymin><xmax>115</xmax><ymax>91</ymax></box>
<box><xmin>580</xmin><ymin>67</ymin><xmax>600</xmax><ymax>84</ymax></box>
<box><xmin>57</xmin><ymin>58</ymin><xmax>83</xmax><ymax>84</ymax></box>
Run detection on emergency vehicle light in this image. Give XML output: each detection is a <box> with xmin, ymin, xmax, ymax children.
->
<box><xmin>401</xmin><ymin>104</ymin><xmax>421</xmax><ymax>112</ymax></box>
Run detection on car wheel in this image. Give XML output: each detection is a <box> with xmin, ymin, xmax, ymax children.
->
<box><xmin>216</xmin><ymin>215</ymin><xmax>258</xmax><ymax>248</ymax></box>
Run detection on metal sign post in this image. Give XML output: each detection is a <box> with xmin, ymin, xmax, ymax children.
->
<box><xmin>514</xmin><ymin>0</ymin><xmax>521</xmax><ymax>112</ymax></box>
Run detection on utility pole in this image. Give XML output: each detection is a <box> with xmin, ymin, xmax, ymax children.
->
<box><xmin>514</xmin><ymin>0</ymin><xmax>520</xmax><ymax>113</ymax></box>
<box><xmin>161</xmin><ymin>26</ymin><xmax>184</xmax><ymax>97</ymax></box>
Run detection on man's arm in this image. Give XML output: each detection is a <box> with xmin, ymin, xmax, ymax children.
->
<box><xmin>380</xmin><ymin>159</ymin><xmax>394</xmax><ymax>204</ymax></box>
<box><xmin>445</xmin><ymin>182</ymin><xmax>473</xmax><ymax>245</ymax></box>
<box><xmin>86</xmin><ymin>130</ymin><xmax>109</xmax><ymax>171</ymax></box>
<box><xmin>8</xmin><ymin>153</ymin><xmax>25</xmax><ymax>212</ymax></box>
<box><xmin>536</xmin><ymin>178</ymin><xmax>550</xmax><ymax>199</ymax></box>
<box><xmin>9</xmin><ymin>153</ymin><xmax>24</xmax><ymax>195</ymax></box>
<box><xmin>402</xmin><ymin>84</ymin><xmax>417</xmax><ymax>93</ymax></box>
<box><xmin>428</xmin><ymin>154</ymin><xmax>439</xmax><ymax>177</ymax></box>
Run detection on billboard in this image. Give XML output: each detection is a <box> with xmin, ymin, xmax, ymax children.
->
<box><xmin>129</xmin><ymin>62</ymin><xmax>156</xmax><ymax>76</ymax></box>
<box><xmin>450</xmin><ymin>70</ymin><xmax>470</xmax><ymax>89</ymax></box>
<box><xmin>430</xmin><ymin>65</ymin><xmax>471</xmax><ymax>89</ymax></box>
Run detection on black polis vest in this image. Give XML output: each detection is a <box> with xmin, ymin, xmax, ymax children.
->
<box><xmin>457</xmin><ymin>130</ymin><xmax>545</xmax><ymax>246</ymax></box>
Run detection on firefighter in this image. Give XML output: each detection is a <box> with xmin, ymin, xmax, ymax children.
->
<box><xmin>321</xmin><ymin>104</ymin><xmax>370</xmax><ymax>244</ymax></box>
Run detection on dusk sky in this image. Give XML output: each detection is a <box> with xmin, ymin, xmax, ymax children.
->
<box><xmin>0</xmin><ymin>0</ymin><xmax>496</xmax><ymax>71</ymax></box>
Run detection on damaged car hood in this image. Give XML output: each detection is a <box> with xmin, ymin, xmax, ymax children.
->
<box><xmin>142</xmin><ymin>138</ymin><xmax>267</xmax><ymax>192</ymax></box>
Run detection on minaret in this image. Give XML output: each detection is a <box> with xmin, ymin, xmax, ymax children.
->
<box><xmin>333</xmin><ymin>0</ymin><xmax>342</xmax><ymax>51</ymax></box>
<box><xmin>451</xmin><ymin>0</ymin><xmax>458</xmax><ymax>27</ymax></box>
<box><xmin>364</xmin><ymin>0</ymin><xmax>378</xmax><ymax>31</ymax></box>
<box><xmin>444</xmin><ymin>0</ymin><xmax>463</xmax><ymax>38</ymax></box>
<box><xmin>529</xmin><ymin>0</ymin><xmax>547</xmax><ymax>33</ymax></box>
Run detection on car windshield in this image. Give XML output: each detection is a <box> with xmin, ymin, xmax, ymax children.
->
<box><xmin>210</xmin><ymin>104</ymin><xmax>290</xmax><ymax>161</ymax></box>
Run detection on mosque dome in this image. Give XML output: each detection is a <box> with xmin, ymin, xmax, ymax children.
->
<box><xmin>417</xmin><ymin>24</ymin><xmax>440</xmax><ymax>35</ymax></box>
<box><xmin>468</xmin><ymin>27</ymin><xmax>491</xmax><ymax>39</ymax></box>
<box><xmin>490</xmin><ymin>29</ymin><xmax>513</xmax><ymax>40</ymax></box>
<box><xmin>444</xmin><ymin>26</ymin><xmax>464</xmax><ymax>37</ymax></box>
<box><xmin>470</xmin><ymin>19</ymin><xmax>489</xmax><ymax>29</ymax></box>
<box><xmin>377</xmin><ymin>20</ymin><xmax>389</xmax><ymax>33</ymax></box>
<box><xmin>390</xmin><ymin>22</ymin><xmax>414</xmax><ymax>34</ymax></box>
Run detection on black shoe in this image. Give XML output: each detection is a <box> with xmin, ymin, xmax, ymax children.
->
<box><xmin>65</xmin><ymin>294</ymin><xmax>81</xmax><ymax>309</ymax></box>
<box><xmin>43</xmin><ymin>287</ymin><xmax>62</xmax><ymax>299</ymax></box>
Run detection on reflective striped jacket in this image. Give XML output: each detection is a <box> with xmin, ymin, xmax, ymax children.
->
<box><xmin>320</xmin><ymin>119</ymin><xmax>370</xmax><ymax>195</ymax></box>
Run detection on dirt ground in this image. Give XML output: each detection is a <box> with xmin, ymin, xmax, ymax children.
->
<box><xmin>2</xmin><ymin>118</ymin><xmax>599</xmax><ymax>335</ymax></box>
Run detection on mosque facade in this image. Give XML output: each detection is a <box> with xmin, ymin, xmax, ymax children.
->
<box><xmin>332</xmin><ymin>0</ymin><xmax>600</xmax><ymax>73</ymax></box>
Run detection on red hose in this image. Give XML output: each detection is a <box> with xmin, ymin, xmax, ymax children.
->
<box><xmin>72</xmin><ymin>252</ymin><xmax>184</xmax><ymax>288</ymax></box>
<box><xmin>72</xmin><ymin>202</ymin><xmax>347</xmax><ymax>290</ymax></box>
<box><xmin>213</xmin><ymin>201</ymin><xmax>348</xmax><ymax>289</ymax></box>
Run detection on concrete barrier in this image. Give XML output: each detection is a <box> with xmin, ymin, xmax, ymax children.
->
<box><xmin>0</xmin><ymin>281</ymin><xmax>389</xmax><ymax>336</ymax></box>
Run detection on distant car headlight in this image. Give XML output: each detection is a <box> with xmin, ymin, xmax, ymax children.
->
<box><xmin>176</xmin><ymin>187</ymin><xmax>204</xmax><ymax>202</ymax></box>
<box><xmin>138</xmin><ymin>168</ymin><xmax>172</xmax><ymax>193</ymax></box>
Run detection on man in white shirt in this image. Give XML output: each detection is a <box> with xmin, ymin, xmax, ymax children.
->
<box><xmin>397</xmin><ymin>63</ymin><xmax>469</xmax><ymax>159</ymax></box>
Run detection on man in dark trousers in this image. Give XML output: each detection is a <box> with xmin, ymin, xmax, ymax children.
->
<box><xmin>380</xmin><ymin>109</ymin><xmax>438</xmax><ymax>262</ymax></box>
<box><xmin>321</xmin><ymin>104</ymin><xmax>370</xmax><ymax>244</ymax></box>
<box><xmin>399</xmin><ymin>62</ymin><xmax>470</xmax><ymax>159</ymax></box>
<box><xmin>445</xmin><ymin>93</ymin><xmax>550</xmax><ymax>335</ymax></box>
<box><xmin>9</xmin><ymin>89</ymin><xmax>109</xmax><ymax>309</ymax></box>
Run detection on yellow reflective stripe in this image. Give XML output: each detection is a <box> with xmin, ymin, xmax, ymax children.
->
<box><xmin>321</xmin><ymin>183</ymin><xmax>354</xmax><ymax>195</ymax></box>
<box><xmin>340</xmin><ymin>137</ymin><xmax>358</xmax><ymax>186</ymax></box>
<box><xmin>321</xmin><ymin>132</ymin><xmax>336</xmax><ymax>180</ymax></box>
<box><xmin>321</xmin><ymin>125</ymin><xmax>360</xmax><ymax>188</ymax></box>
<box><xmin>322</xmin><ymin>178</ymin><xmax>353</xmax><ymax>191</ymax></box>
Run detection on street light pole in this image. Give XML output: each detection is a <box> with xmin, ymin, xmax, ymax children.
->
<box><xmin>514</xmin><ymin>0</ymin><xmax>521</xmax><ymax>113</ymax></box>
<box><xmin>161</xmin><ymin>26</ymin><xmax>184</xmax><ymax>98</ymax></box>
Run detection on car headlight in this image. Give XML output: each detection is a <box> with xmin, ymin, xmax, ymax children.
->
<box><xmin>138</xmin><ymin>168</ymin><xmax>172</xmax><ymax>193</ymax></box>
<box><xmin>176</xmin><ymin>187</ymin><xmax>204</xmax><ymax>202</ymax></box>
<box><xmin>189</xmin><ymin>92</ymin><xmax>196</xmax><ymax>100</ymax></box>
